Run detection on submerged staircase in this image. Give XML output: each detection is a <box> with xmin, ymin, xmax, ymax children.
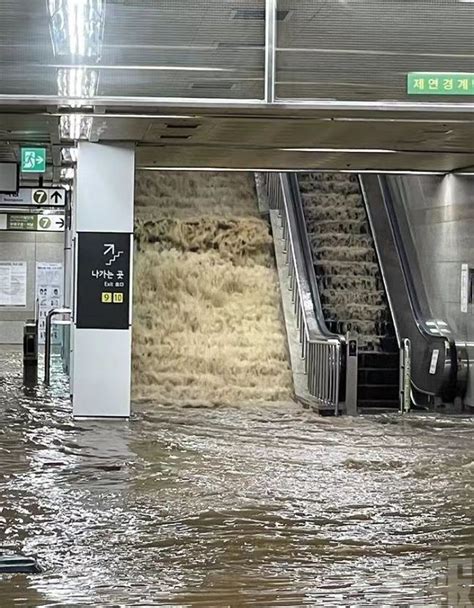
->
<box><xmin>298</xmin><ymin>173</ymin><xmax>399</xmax><ymax>412</ymax></box>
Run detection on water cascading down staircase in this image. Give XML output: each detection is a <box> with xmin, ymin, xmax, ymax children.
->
<box><xmin>298</xmin><ymin>173</ymin><xmax>400</xmax><ymax>411</ymax></box>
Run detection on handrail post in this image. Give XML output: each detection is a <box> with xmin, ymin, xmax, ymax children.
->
<box><xmin>399</xmin><ymin>338</ymin><xmax>412</xmax><ymax>413</ymax></box>
<box><xmin>345</xmin><ymin>332</ymin><xmax>358</xmax><ymax>415</ymax></box>
<box><xmin>44</xmin><ymin>308</ymin><xmax>72</xmax><ymax>386</ymax></box>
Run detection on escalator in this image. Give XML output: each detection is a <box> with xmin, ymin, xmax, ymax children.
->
<box><xmin>287</xmin><ymin>172</ymin><xmax>467</xmax><ymax>413</ymax></box>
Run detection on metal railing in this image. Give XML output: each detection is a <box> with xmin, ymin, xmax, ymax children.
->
<box><xmin>44</xmin><ymin>307</ymin><xmax>72</xmax><ymax>385</ymax></box>
<box><xmin>262</xmin><ymin>172</ymin><xmax>342</xmax><ymax>412</ymax></box>
<box><xmin>399</xmin><ymin>338</ymin><xmax>412</xmax><ymax>413</ymax></box>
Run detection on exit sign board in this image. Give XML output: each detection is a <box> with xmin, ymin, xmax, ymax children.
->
<box><xmin>21</xmin><ymin>148</ymin><xmax>46</xmax><ymax>173</ymax></box>
<box><xmin>407</xmin><ymin>73</ymin><xmax>474</xmax><ymax>95</ymax></box>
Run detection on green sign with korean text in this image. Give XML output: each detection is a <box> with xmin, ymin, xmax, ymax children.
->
<box><xmin>21</xmin><ymin>147</ymin><xmax>46</xmax><ymax>173</ymax></box>
<box><xmin>7</xmin><ymin>214</ymin><xmax>37</xmax><ymax>231</ymax></box>
<box><xmin>407</xmin><ymin>73</ymin><xmax>474</xmax><ymax>95</ymax></box>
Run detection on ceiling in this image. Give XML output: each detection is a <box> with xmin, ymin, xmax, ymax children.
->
<box><xmin>0</xmin><ymin>0</ymin><xmax>474</xmax><ymax>178</ymax></box>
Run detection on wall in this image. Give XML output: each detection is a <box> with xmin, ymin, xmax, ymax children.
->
<box><xmin>392</xmin><ymin>174</ymin><xmax>474</xmax><ymax>406</ymax></box>
<box><xmin>0</xmin><ymin>231</ymin><xmax>63</xmax><ymax>344</ymax></box>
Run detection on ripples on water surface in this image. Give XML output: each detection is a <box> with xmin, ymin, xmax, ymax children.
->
<box><xmin>0</xmin><ymin>349</ymin><xmax>472</xmax><ymax>607</ymax></box>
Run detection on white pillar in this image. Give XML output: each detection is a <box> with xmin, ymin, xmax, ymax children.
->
<box><xmin>71</xmin><ymin>142</ymin><xmax>135</xmax><ymax>418</ymax></box>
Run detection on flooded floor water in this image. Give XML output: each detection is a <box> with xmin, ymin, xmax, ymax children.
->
<box><xmin>0</xmin><ymin>348</ymin><xmax>473</xmax><ymax>607</ymax></box>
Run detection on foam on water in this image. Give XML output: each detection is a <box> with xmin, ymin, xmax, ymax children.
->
<box><xmin>132</xmin><ymin>171</ymin><xmax>292</xmax><ymax>406</ymax></box>
<box><xmin>299</xmin><ymin>173</ymin><xmax>394</xmax><ymax>348</ymax></box>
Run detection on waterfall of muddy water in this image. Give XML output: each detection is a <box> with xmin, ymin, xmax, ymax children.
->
<box><xmin>299</xmin><ymin>173</ymin><xmax>393</xmax><ymax>349</ymax></box>
<box><xmin>0</xmin><ymin>350</ymin><xmax>473</xmax><ymax>606</ymax></box>
<box><xmin>132</xmin><ymin>172</ymin><xmax>292</xmax><ymax>406</ymax></box>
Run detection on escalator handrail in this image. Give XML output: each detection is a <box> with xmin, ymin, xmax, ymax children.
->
<box><xmin>260</xmin><ymin>172</ymin><xmax>344</xmax><ymax>410</ymax></box>
<box><xmin>285</xmin><ymin>173</ymin><xmax>343</xmax><ymax>341</ymax></box>
<box><xmin>380</xmin><ymin>176</ymin><xmax>447</xmax><ymax>339</ymax></box>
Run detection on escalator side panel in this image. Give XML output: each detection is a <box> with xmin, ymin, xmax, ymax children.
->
<box><xmin>360</xmin><ymin>175</ymin><xmax>455</xmax><ymax>399</ymax></box>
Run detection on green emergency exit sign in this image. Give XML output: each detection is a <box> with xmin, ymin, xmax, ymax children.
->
<box><xmin>21</xmin><ymin>147</ymin><xmax>46</xmax><ymax>173</ymax></box>
<box><xmin>407</xmin><ymin>73</ymin><xmax>474</xmax><ymax>95</ymax></box>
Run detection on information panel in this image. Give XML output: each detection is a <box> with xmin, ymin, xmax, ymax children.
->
<box><xmin>36</xmin><ymin>262</ymin><xmax>64</xmax><ymax>345</ymax></box>
<box><xmin>0</xmin><ymin>261</ymin><xmax>27</xmax><ymax>306</ymax></box>
<box><xmin>76</xmin><ymin>232</ymin><xmax>131</xmax><ymax>330</ymax></box>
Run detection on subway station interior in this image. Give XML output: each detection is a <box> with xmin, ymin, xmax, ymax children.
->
<box><xmin>0</xmin><ymin>1</ymin><xmax>473</xmax><ymax>606</ymax></box>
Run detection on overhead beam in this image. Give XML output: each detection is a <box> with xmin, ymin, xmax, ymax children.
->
<box><xmin>1</xmin><ymin>95</ymin><xmax>474</xmax><ymax>116</ymax></box>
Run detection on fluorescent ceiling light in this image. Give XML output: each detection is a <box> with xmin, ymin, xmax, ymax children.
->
<box><xmin>280</xmin><ymin>147</ymin><xmax>398</xmax><ymax>154</ymax></box>
<box><xmin>48</xmin><ymin>0</ymin><xmax>105</xmax><ymax>59</ymax></box>
<box><xmin>60</xmin><ymin>167</ymin><xmax>75</xmax><ymax>180</ymax></box>
<box><xmin>60</xmin><ymin>115</ymin><xmax>93</xmax><ymax>140</ymax></box>
<box><xmin>61</xmin><ymin>147</ymin><xmax>78</xmax><ymax>162</ymax></box>
<box><xmin>57</xmin><ymin>67</ymin><xmax>98</xmax><ymax>105</ymax></box>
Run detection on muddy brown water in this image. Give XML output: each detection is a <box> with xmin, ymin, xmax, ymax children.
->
<box><xmin>0</xmin><ymin>349</ymin><xmax>473</xmax><ymax>607</ymax></box>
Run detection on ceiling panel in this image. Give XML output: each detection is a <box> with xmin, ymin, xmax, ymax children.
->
<box><xmin>94</xmin><ymin>114</ymin><xmax>474</xmax><ymax>153</ymax></box>
<box><xmin>1</xmin><ymin>0</ymin><xmax>473</xmax><ymax>105</ymax></box>
<box><xmin>100</xmin><ymin>1</ymin><xmax>266</xmax><ymax>98</ymax></box>
<box><xmin>0</xmin><ymin>66</ymin><xmax>58</xmax><ymax>96</ymax></box>
<box><xmin>96</xmin><ymin>68</ymin><xmax>263</xmax><ymax>99</ymax></box>
<box><xmin>136</xmin><ymin>144</ymin><xmax>474</xmax><ymax>172</ymax></box>
<box><xmin>0</xmin><ymin>0</ymin><xmax>266</xmax><ymax>101</ymax></box>
<box><xmin>276</xmin><ymin>0</ymin><xmax>474</xmax><ymax>101</ymax></box>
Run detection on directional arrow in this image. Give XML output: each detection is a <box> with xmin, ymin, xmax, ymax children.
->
<box><xmin>51</xmin><ymin>191</ymin><xmax>63</xmax><ymax>205</ymax></box>
<box><xmin>55</xmin><ymin>218</ymin><xmax>65</xmax><ymax>229</ymax></box>
<box><xmin>104</xmin><ymin>244</ymin><xmax>115</xmax><ymax>256</ymax></box>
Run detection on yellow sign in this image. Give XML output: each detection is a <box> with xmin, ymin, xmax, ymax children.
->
<box><xmin>101</xmin><ymin>292</ymin><xmax>112</xmax><ymax>303</ymax></box>
<box><xmin>113</xmin><ymin>292</ymin><xmax>123</xmax><ymax>304</ymax></box>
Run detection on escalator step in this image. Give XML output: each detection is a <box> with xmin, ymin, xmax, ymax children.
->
<box><xmin>358</xmin><ymin>368</ymin><xmax>399</xmax><ymax>385</ymax></box>
<box><xmin>357</xmin><ymin>399</ymin><xmax>400</xmax><ymax>411</ymax></box>
<box><xmin>298</xmin><ymin>172</ymin><xmax>397</xmax><ymax>352</ymax></box>
<box><xmin>358</xmin><ymin>352</ymin><xmax>399</xmax><ymax>368</ymax></box>
<box><xmin>358</xmin><ymin>384</ymin><xmax>399</xmax><ymax>400</ymax></box>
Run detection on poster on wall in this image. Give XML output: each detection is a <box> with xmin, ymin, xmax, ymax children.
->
<box><xmin>0</xmin><ymin>262</ymin><xmax>27</xmax><ymax>306</ymax></box>
<box><xmin>36</xmin><ymin>262</ymin><xmax>64</xmax><ymax>345</ymax></box>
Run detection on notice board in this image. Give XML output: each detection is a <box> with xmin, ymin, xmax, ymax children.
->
<box><xmin>36</xmin><ymin>262</ymin><xmax>64</xmax><ymax>344</ymax></box>
<box><xmin>0</xmin><ymin>261</ymin><xmax>27</xmax><ymax>306</ymax></box>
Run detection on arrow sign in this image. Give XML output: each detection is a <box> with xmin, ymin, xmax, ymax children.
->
<box><xmin>104</xmin><ymin>244</ymin><xmax>115</xmax><ymax>256</ymax></box>
<box><xmin>51</xmin><ymin>191</ymin><xmax>63</xmax><ymax>205</ymax></box>
<box><xmin>37</xmin><ymin>214</ymin><xmax>65</xmax><ymax>232</ymax></box>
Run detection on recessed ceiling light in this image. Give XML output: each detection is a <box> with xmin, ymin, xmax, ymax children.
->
<box><xmin>57</xmin><ymin>67</ymin><xmax>98</xmax><ymax>105</ymax></box>
<box><xmin>48</xmin><ymin>0</ymin><xmax>105</xmax><ymax>59</ymax></box>
<box><xmin>61</xmin><ymin>147</ymin><xmax>78</xmax><ymax>162</ymax></box>
<box><xmin>60</xmin><ymin>115</ymin><xmax>93</xmax><ymax>141</ymax></box>
<box><xmin>60</xmin><ymin>167</ymin><xmax>75</xmax><ymax>180</ymax></box>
